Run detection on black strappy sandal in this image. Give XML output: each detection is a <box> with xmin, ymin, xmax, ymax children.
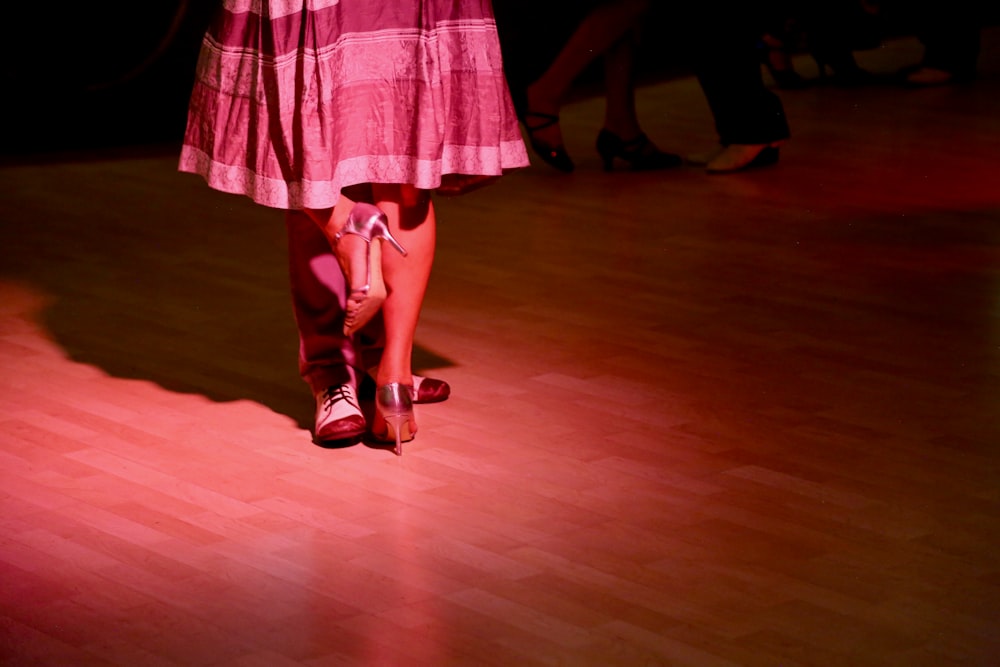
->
<box><xmin>520</xmin><ymin>111</ymin><xmax>575</xmax><ymax>173</ymax></box>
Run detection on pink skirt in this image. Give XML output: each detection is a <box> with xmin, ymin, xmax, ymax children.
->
<box><xmin>179</xmin><ymin>1</ymin><xmax>528</xmax><ymax>209</ymax></box>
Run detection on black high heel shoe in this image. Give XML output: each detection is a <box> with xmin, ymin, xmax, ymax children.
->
<box><xmin>596</xmin><ymin>130</ymin><xmax>682</xmax><ymax>172</ymax></box>
<box><xmin>373</xmin><ymin>382</ymin><xmax>415</xmax><ymax>456</ymax></box>
<box><xmin>520</xmin><ymin>111</ymin><xmax>574</xmax><ymax>173</ymax></box>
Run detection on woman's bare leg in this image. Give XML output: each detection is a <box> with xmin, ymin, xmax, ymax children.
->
<box><xmin>305</xmin><ymin>184</ymin><xmax>401</xmax><ymax>335</ymax></box>
<box><xmin>371</xmin><ymin>183</ymin><xmax>436</xmax><ymax>388</ymax></box>
<box><xmin>304</xmin><ymin>186</ymin><xmax>368</xmax><ymax>300</ymax></box>
<box><xmin>304</xmin><ymin>183</ymin><xmax>434</xmax><ymax>387</ymax></box>
<box><xmin>524</xmin><ymin>0</ymin><xmax>650</xmax><ymax>148</ymax></box>
<box><xmin>601</xmin><ymin>31</ymin><xmax>642</xmax><ymax>139</ymax></box>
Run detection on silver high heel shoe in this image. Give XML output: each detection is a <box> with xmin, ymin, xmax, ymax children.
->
<box><xmin>373</xmin><ymin>382</ymin><xmax>415</xmax><ymax>456</ymax></box>
<box><xmin>335</xmin><ymin>202</ymin><xmax>407</xmax><ymax>336</ymax></box>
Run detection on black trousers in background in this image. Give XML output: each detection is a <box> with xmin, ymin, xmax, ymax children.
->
<box><xmin>908</xmin><ymin>1</ymin><xmax>982</xmax><ymax>76</ymax></box>
<box><xmin>674</xmin><ymin>2</ymin><xmax>791</xmax><ymax>146</ymax></box>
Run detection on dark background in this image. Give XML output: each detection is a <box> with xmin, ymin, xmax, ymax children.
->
<box><xmin>2</xmin><ymin>2</ymin><xmax>996</xmax><ymax>155</ymax></box>
<box><xmin>2</xmin><ymin>1</ymin><xmax>217</xmax><ymax>154</ymax></box>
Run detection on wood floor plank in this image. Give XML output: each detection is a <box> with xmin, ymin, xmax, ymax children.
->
<box><xmin>2</xmin><ymin>29</ymin><xmax>1000</xmax><ymax>666</ymax></box>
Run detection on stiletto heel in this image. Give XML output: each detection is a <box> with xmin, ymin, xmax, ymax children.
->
<box><xmin>373</xmin><ymin>382</ymin><xmax>415</xmax><ymax>456</ymax></box>
<box><xmin>595</xmin><ymin>129</ymin><xmax>682</xmax><ymax>172</ymax></box>
<box><xmin>334</xmin><ymin>202</ymin><xmax>407</xmax><ymax>336</ymax></box>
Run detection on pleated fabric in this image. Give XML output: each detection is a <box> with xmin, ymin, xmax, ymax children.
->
<box><xmin>179</xmin><ymin>0</ymin><xmax>528</xmax><ymax>209</ymax></box>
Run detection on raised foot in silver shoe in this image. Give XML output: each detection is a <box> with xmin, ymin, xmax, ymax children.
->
<box><xmin>334</xmin><ymin>202</ymin><xmax>407</xmax><ymax>336</ymax></box>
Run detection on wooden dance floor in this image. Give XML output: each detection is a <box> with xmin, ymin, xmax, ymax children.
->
<box><xmin>2</xmin><ymin>31</ymin><xmax>999</xmax><ymax>666</ymax></box>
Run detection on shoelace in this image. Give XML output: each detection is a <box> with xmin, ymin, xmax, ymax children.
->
<box><xmin>321</xmin><ymin>385</ymin><xmax>359</xmax><ymax>412</ymax></box>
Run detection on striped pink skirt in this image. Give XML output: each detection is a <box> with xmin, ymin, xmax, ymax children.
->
<box><xmin>179</xmin><ymin>1</ymin><xmax>528</xmax><ymax>209</ymax></box>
